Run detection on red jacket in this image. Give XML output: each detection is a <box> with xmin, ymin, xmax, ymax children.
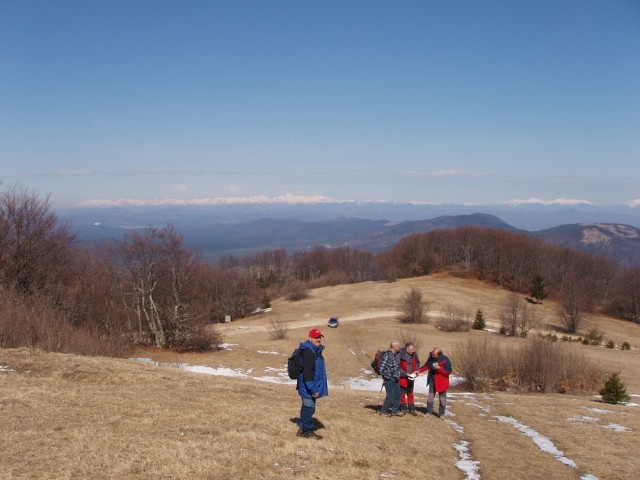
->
<box><xmin>398</xmin><ymin>348</ymin><xmax>420</xmax><ymax>388</ymax></box>
<box><xmin>418</xmin><ymin>354</ymin><xmax>452</xmax><ymax>393</ymax></box>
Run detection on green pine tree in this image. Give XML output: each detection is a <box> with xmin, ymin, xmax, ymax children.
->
<box><xmin>261</xmin><ymin>294</ymin><xmax>272</xmax><ymax>309</ymax></box>
<box><xmin>600</xmin><ymin>372</ymin><xmax>631</xmax><ymax>404</ymax></box>
<box><xmin>530</xmin><ymin>274</ymin><xmax>548</xmax><ymax>304</ymax></box>
<box><xmin>472</xmin><ymin>309</ymin><xmax>486</xmax><ymax>330</ymax></box>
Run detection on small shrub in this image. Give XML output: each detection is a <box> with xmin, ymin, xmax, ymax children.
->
<box><xmin>585</xmin><ymin>328</ymin><xmax>604</xmax><ymax>346</ymax></box>
<box><xmin>538</xmin><ymin>333</ymin><xmax>558</xmax><ymax>342</ymax></box>
<box><xmin>606</xmin><ymin>340</ymin><xmax>616</xmax><ymax>349</ymax></box>
<box><xmin>453</xmin><ymin>337</ymin><xmax>504</xmax><ymax>392</ymax></box>
<box><xmin>286</xmin><ymin>280</ymin><xmax>309</xmax><ymax>301</ymax></box>
<box><xmin>621</xmin><ymin>341</ymin><xmax>631</xmax><ymax>351</ymax></box>
<box><xmin>396</xmin><ymin>286</ymin><xmax>429</xmax><ymax>324</ymax></box>
<box><xmin>436</xmin><ymin>304</ymin><xmax>471</xmax><ymax>332</ymax></box>
<box><xmin>514</xmin><ymin>339</ymin><xmax>602</xmax><ymax>394</ymax></box>
<box><xmin>173</xmin><ymin>324</ymin><xmax>222</xmax><ymax>353</ymax></box>
<box><xmin>561</xmin><ymin>335</ymin><xmax>570</xmax><ymax>342</ymax></box>
<box><xmin>472</xmin><ymin>309</ymin><xmax>486</xmax><ymax>330</ymax></box>
<box><xmin>499</xmin><ymin>326</ymin><xmax>507</xmax><ymax>335</ymax></box>
<box><xmin>268</xmin><ymin>317</ymin><xmax>289</xmax><ymax>340</ymax></box>
<box><xmin>454</xmin><ymin>336</ymin><xmax>602</xmax><ymax>395</ymax></box>
<box><xmin>600</xmin><ymin>372</ymin><xmax>631</xmax><ymax>404</ymax></box>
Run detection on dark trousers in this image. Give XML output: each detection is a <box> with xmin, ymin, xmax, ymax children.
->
<box><xmin>300</xmin><ymin>397</ymin><xmax>316</xmax><ymax>432</ymax></box>
<box><xmin>381</xmin><ymin>378</ymin><xmax>401</xmax><ymax>414</ymax></box>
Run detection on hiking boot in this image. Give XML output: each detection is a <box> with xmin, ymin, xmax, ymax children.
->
<box><xmin>392</xmin><ymin>411</ymin><xmax>406</xmax><ymax>417</ymax></box>
<box><xmin>302</xmin><ymin>431</ymin><xmax>323</xmax><ymax>440</ymax></box>
<box><xmin>377</xmin><ymin>411</ymin><xmax>391</xmax><ymax>417</ymax></box>
<box><xmin>296</xmin><ymin>428</ymin><xmax>304</xmax><ymax>437</ymax></box>
<box><xmin>409</xmin><ymin>410</ymin><xmax>418</xmax><ymax>416</ymax></box>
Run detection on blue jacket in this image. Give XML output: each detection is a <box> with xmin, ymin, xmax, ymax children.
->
<box><xmin>297</xmin><ymin>340</ymin><xmax>329</xmax><ymax>399</ymax></box>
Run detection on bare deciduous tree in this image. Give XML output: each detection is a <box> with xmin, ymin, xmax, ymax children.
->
<box><xmin>500</xmin><ymin>294</ymin><xmax>539</xmax><ymax>337</ymax></box>
<box><xmin>516</xmin><ymin>303</ymin><xmax>539</xmax><ymax>338</ymax></box>
<box><xmin>115</xmin><ymin>225</ymin><xmax>207</xmax><ymax>348</ymax></box>
<box><xmin>501</xmin><ymin>294</ymin><xmax>521</xmax><ymax>336</ymax></box>
<box><xmin>0</xmin><ymin>185</ymin><xmax>75</xmax><ymax>296</ymax></box>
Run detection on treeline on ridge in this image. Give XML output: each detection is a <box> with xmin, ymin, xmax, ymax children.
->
<box><xmin>1</xmin><ymin>184</ymin><xmax>639</xmax><ymax>357</ymax></box>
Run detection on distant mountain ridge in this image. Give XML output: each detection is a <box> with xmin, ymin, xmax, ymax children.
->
<box><xmin>532</xmin><ymin>223</ymin><xmax>640</xmax><ymax>266</ymax></box>
<box><xmin>70</xmin><ymin>211</ymin><xmax>640</xmax><ymax>265</ymax></box>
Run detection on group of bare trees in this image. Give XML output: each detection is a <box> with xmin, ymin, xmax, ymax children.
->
<box><xmin>500</xmin><ymin>294</ymin><xmax>539</xmax><ymax>337</ymax></box>
<box><xmin>382</xmin><ymin>227</ymin><xmax>639</xmax><ymax>331</ymax></box>
<box><xmin>0</xmin><ymin>185</ymin><xmax>256</xmax><ymax>354</ymax></box>
<box><xmin>3</xmin><ymin>183</ymin><xmax>640</xmax><ymax>357</ymax></box>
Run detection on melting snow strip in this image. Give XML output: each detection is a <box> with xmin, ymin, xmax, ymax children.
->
<box><xmin>495</xmin><ymin>416</ymin><xmax>577</xmax><ymax>468</ymax></box>
<box><xmin>0</xmin><ymin>365</ymin><xmax>15</xmax><ymax>373</ymax></box>
<box><xmin>257</xmin><ymin>350</ymin><xmax>280</xmax><ymax>355</ymax></box>
<box><xmin>130</xmin><ymin>358</ymin><xmax>297</xmax><ymax>385</ymax></box>
<box><xmin>579</xmin><ymin>475</ymin><xmax>599</xmax><ymax>480</ymax></box>
<box><xmin>584</xmin><ymin>407</ymin><xmax>611</xmax><ymax>414</ymax></box>
<box><xmin>446</xmin><ymin>419</ymin><xmax>480</xmax><ymax>480</ymax></box>
<box><xmin>602</xmin><ymin>423</ymin><xmax>631</xmax><ymax>432</ymax></box>
<box><xmin>568</xmin><ymin>415</ymin><xmax>599</xmax><ymax>423</ymax></box>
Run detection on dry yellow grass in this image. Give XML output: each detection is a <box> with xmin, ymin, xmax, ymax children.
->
<box><xmin>1</xmin><ymin>348</ymin><xmax>461</xmax><ymax>480</ymax></box>
<box><xmin>2</xmin><ymin>273</ymin><xmax>640</xmax><ymax>479</ymax></box>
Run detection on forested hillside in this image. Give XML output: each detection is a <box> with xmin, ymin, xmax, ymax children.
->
<box><xmin>1</xmin><ymin>185</ymin><xmax>639</xmax><ymax>357</ymax></box>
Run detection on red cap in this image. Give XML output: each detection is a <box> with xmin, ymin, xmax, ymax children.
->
<box><xmin>308</xmin><ymin>328</ymin><xmax>324</xmax><ymax>339</ymax></box>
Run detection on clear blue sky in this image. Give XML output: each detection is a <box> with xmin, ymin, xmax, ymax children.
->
<box><xmin>1</xmin><ymin>0</ymin><xmax>639</xmax><ymax>208</ymax></box>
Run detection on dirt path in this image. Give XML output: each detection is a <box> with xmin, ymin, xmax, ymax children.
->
<box><xmin>219</xmin><ymin>309</ymin><xmax>399</xmax><ymax>335</ymax></box>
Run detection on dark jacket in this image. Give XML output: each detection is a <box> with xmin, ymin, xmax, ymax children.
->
<box><xmin>418</xmin><ymin>353</ymin><xmax>452</xmax><ymax>393</ymax></box>
<box><xmin>297</xmin><ymin>340</ymin><xmax>329</xmax><ymax>399</ymax></box>
<box><xmin>379</xmin><ymin>349</ymin><xmax>402</xmax><ymax>381</ymax></box>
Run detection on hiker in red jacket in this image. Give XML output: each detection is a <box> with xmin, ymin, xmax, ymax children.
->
<box><xmin>397</xmin><ymin>342</ymin><xmax>420</xmax><ymax>416</ymax></box>
<box><xmin>416</xmin><ymin>347</ymin><xmax>452</xmax><ymax>418</ymax></box>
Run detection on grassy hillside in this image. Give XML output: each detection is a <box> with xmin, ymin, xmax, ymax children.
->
<box><xmin>2</xmin><ymin>274</ymin><xmax>639</xmax><ymax>479</ymax></box>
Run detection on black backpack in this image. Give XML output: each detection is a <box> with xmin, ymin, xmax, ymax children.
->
<box><xmin>287</xmin><ymin>347</ymin><xmax>302</xmax><ymax>380</ymax></box>
<box><xmin>370</xmin><ymin>350</ymin><xmax>385</xmax><ymax>376</ymax></box>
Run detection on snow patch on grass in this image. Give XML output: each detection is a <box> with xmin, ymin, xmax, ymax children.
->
<box><xmin>495</xmin><ymin>415</ymin><xmax>577</xmax><ymax>468</ymax></box>
<box><xmin>446</xmin><ymin>419</ymin><xmax>480</xmax><ymax>480</ymax></box>
<box><xmin>602</xmin><ymin>423</ymin><xmax>631</xmax><ymax>432</ymax></box>
<box><xmin>0</xmin><ymin>365</ymin><xmax>15</xmax><ymax>373</ymax></box>
<box><xmin>182</xmin><ymin>364</ymin><xmax>248</xmax><ymax>377</ymax></box>
<box><xmin>585</xmin><ymin>407</ymin><xmax>612</xmax><ymax>414</ymax></box>
<box><xmin>568</xmin><ymin>415</ymin><xmax>599</xmax><ymax>423</ymax></box>
<box><xmin>130</xmin><ymin>358</ymin><xmax>297</xmax><ymax>385</ymax></box>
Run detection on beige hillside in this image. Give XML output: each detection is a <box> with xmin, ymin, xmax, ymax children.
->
<box><xmin>2</xmin><ymin>273</ymin><xmax>639</xmax><ymax>479</ymax></box>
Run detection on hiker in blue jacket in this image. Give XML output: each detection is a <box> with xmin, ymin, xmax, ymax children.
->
<box><xmin>297</xmin><ymin>328</ymin><xmax>329</xmax><ymax>440</ymax></box>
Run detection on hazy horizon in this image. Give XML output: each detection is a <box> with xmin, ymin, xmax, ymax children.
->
<box><xmin>2</xmin><ymin>1</ymin><xmax>639</xmax><ymax>208</ymax></box>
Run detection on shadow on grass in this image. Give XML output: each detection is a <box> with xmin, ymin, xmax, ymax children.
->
<box><xmin>289</xmin><ymin>417</ymin><xmax>325</xmax><ymax>430</ymax></box>
<box><xmin>364</xmin><ymin>404</ymin><xmax>428</xmax><ymax>415</ymax></box>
